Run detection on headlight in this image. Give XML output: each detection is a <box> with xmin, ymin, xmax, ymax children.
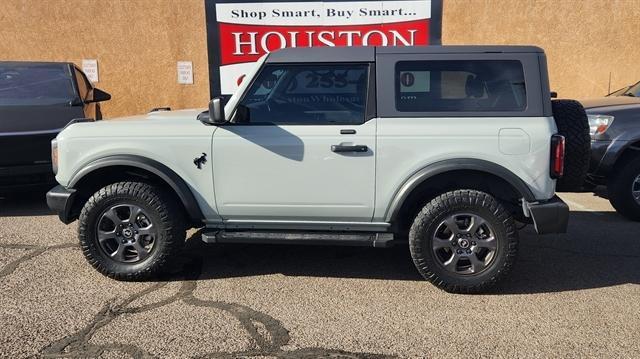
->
<box><xmin>51</xmin><ymin>139</ymin><xmax>58</xmax><ymax>175</ymax></box>
<box><xmin>587</xmin><ymin>114</ymin><xmax>614</xmax><ymax>136</ymax></box>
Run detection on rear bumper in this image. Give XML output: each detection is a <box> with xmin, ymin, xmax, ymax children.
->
<box><xmin>46</xmin><ymin>185</ymin><xmax>77</xmax><ymax>224</ymax></box>
<box><xmin>526</xmin><ymin>196</ymin><xmax>569</xmax><ymax>234</ymax></box>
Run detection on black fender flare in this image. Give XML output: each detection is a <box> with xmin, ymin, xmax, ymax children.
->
<box><xmin>69</xmin><ymin>155</ymin><xmax>204</xmax><ymax>224</ymax></box>
<box><xmin>384</xmin><ymin>159</ymin><xmax>536</xmax><ymax>222</ymax></box>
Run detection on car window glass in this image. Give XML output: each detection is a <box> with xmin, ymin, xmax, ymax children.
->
<box><xmin>395</xmin><ymin>60</ymin><xmax>526</xmax><ymax>112</ymax></box>
<box><xmin>627</xmin><ymin>81</ymin><xmax>640</xmax><ymax>97</ymax></box>
<box><xmin>238</xmin><ymin>64</ymin><xmax>368</xmax><ymax>125</ymax></box>
<box><xmin>74</xmin><ymin>68</ymin><xmax>91</xmax><ymax>100</ymax></box>
<box><xmin>0</xmin><ymin>64</ymin><xmax>77</xmax><ymax>106</ymax></box>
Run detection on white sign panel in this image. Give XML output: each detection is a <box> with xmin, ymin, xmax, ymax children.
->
<box><xmin>177</xmin><ymin>61</ymin><xmax>194</xmax><ymax>84</ymax></box>
<box><xmin>210</xmin><ymin>0</ymin><xmax>434</xmax><ymax>94</ymax></box>
<box><xmin>82</xmin><ymin>59</ymin><xmax>99</xmax><ymax>83</ymax></box>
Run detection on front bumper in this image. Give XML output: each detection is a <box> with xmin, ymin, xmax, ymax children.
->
<box><xmin>526</xmin><ymin>196</ymin><xmax>569</xmax><ymax>234</ymax></box>
<box><xmin>46</xmin><ymin>185</ymin><xmax>77</xmax><ymax>224</ymax></box>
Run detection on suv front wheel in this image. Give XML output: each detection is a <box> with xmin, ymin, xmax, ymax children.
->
<box><xmin>409</xmin><ymin>190</ymin><xmax>518</xmax><ymax>293</ymax></box>
<box><xmin>78</xmin><ymin>181</ymin><xmax>186</xmax><ymax>280</ymax></box>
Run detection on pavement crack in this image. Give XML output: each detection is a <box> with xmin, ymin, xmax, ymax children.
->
<box><xmin>37</xmin><ymin>254</ymin><xmax>395</xmax><ymax>358</ymax></box>
<box><xmin>0</xmin><ymin>243</ymin><xmax>75</xmax><ymax>279</ymax></box>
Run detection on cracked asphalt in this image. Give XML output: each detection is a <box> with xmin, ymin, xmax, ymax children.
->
<box><xmin>1</xmin><ymin>190</ymin><xmax>639</xmax><ymax>358</ymax></box>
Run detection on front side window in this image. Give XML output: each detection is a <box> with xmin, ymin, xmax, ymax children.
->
<box><xmin>237</xmin><ymin>64</ymin><xmax>369</xmax><ymax>125</ymax></box>
<box><xmin>0</xmin><ymin>64</ymin><xmax>77</xmax><ymax>106</ymax></box>
<box><xmin>395</xmin><ymin>60</ymin><xmax>527</xmax><ymax>112</ymax></box>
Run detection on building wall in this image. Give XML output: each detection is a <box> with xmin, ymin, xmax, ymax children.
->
<box><xmin>443</xmin><ymin>0</ymin><xmax>640</xmax><ymax>100</ymax></box>
<box><xmin>1</xmin><ymin>0</ymin><xmax>638</xmax><ymax>118</ymax></box>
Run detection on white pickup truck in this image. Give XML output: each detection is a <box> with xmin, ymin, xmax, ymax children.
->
<box><xmin>47</xmin><ymin>46</ymin><xmax>590</xmax><ymax>293</ymax></box>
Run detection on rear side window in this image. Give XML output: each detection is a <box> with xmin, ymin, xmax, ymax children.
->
<box><xmin>0</xmin><ymin>63</ymin><xmax>77</xmax><ymax>106</ymax></box>
<box><xmin>395</xmin><ymin>60</ymin><xmax>526</xmax><ymax>112</ymax></box>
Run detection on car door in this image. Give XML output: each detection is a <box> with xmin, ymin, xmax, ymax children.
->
<box><xmin>212</xmin><ymin>63</ymin><xmax>376</xmax><ymax>223</ymax></box>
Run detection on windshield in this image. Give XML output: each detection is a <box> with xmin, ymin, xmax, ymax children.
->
<box><xmin>0</xmin><ymin>63</ymin><xmax>77</xmax><ymax>106</ymax></box>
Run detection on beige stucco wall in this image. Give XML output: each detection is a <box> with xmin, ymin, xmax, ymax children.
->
<box><xmin>1</xmin><ymin>0</ymin><xmax>638</xmax><ymax>117</ymax></box>
<box><xmin>443</xmin><ymin>0</ymin><xmax>640</xmax><ymax>99</ymax></box>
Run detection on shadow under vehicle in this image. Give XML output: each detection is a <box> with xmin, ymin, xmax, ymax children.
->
<box><xmin>0</xmin><ymin>61</ymin><xmax>110</xmax><ymax>193</ymax></box>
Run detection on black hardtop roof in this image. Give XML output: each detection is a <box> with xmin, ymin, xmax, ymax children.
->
<box><xmin>266</xmin><ymin>45</ymin><xmax>544</xmax><ymax>63</ymax></box>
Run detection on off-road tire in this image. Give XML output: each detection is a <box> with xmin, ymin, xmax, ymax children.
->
<box><xmin>607</xmin><ymin>156</ymin><xmax>640</xmax><ymax>221</ymax></box>
<box><xmin>409</xmin><ymin>190</ymin><xmax>518</xmax><ymax>293</ymax></box>
<box><xmin>78</xmin><ymin>181</ymin><xmax>186</xmax><ymax>280</ymax></box>
<box><xmin>552</xmin><ymin>99</ymin><xmax>591</xmax><ymax>192</ymax></box>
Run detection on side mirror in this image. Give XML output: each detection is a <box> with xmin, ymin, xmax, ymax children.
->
<box><xmin>86</xmin><ymin>88</ymin><xmax>111</xmax><ymax>103</ymax></box>
<box><xmin>201</xmin><ymin>97</ymin><xmax>226</xmax><ymax>125</ymax></box>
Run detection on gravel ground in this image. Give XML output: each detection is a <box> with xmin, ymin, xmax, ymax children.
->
<box><xmin>0</xmin><ymin>190</ymin><xmax>638</xmax><ymax>358</ymax></box>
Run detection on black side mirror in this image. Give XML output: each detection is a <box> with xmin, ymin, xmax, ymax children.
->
<box><xmin>200</xmin><ymin>97</ymin><xmax>226</xmax><ymax>125</ymax></box>
<box><xmin>86</xmin><ymin>88</ymin><xmax>111</xmax><ymax>103</ymax></box>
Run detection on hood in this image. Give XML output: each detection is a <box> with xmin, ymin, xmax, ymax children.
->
<box><xmin>108</xmin><ymin>108</ymin><xmax>205</xmax><ymax>122</ymax></box>
<box><xmin>579</xmin><ymin>96</ymin><xmax>640</xmax><ymax>110</ymax></box>
<box><xmin>57</xmin><ymin>108</ymin><xmax>209</xmax><ymax>140</ymax></box>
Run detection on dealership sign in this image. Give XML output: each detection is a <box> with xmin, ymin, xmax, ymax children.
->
<box><xmin>205</xmin><ymin>0</ymin><xmax>442</xmax><ymax>96</ymax></box>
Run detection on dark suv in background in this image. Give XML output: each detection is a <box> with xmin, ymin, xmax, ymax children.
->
<box><xmin>0</xmin><ymin>62</ymin><xmax>110</xmax><ymax>193</ymax></box>
<box><xmin>581</xmin><ymin>81</ymin><xmax>640</xmax><ymax>221</ymax></box>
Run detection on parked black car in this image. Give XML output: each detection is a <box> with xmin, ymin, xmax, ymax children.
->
<box><xmin>581</xmin><ymin>82</ymin><xmax>640</xmax><ymax>221</ymax></box>
<box><xmin>0</xmin><ymin>62</ymin><xmax>110</xmax><ymax>193</ymax></box>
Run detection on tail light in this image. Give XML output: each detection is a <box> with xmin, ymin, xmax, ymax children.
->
<box><xmin>550</xmin><ymin>134</ymin><xmax>565</xmax><ymax>179</ymax></box>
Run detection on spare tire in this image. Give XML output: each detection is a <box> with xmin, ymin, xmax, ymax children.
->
<box><xmin>551</xmin><ymin>99</ymin><xmax>591</xmax><ymax>192</ymax></box>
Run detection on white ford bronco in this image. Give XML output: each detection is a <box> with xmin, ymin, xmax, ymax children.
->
<box><xmin>47</xmin><ymin>46</ymin><xmax>590</xmax><ymax>293</ymax></box>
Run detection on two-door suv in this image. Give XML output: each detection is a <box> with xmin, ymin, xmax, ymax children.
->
<box><xmin>47</xmin><ymin>46</ymin><xmax>588</xmax><ymax>293</ymax></box>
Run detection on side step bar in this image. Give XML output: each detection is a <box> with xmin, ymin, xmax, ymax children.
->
<box><xmin>201</xmin><ymin>230</ymin><xmax>395</xmax><ymax>248</ymax></box>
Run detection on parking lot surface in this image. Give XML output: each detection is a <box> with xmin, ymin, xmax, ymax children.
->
<box><xmin>1</xmin><ymin>190</ymin><xmax>639</xmax><ymax>358</ymax></box>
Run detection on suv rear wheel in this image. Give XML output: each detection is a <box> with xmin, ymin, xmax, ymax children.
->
<box><xmin>409</xmin><ymin>190</ymin><xmax>518</xmax><ymax>293</ymax></box>
<box><xmin>78</xmin><ymin>181</ymin><xmax>186</xmax><ymax>280</ymax></box>
<box><xmin>607</xmin><ymin>156</ymin><xmax>640</xmax><ymax>221</ymax></box>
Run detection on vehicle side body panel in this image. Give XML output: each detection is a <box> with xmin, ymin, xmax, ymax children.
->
<box><xmin>54</xmin><ymin>111</ymin><xmax>221</xmax><ymax>222</ymax></box>
<box><xmin>212</xmin><ymin>120</ymin><xmax>377</xmax><ymax>222</ymax></box>
<box><xmin>582</xmin><ymin>98</ymin><xmax>640</xmax><ymax>182</ymax></box>
<box><xmin>373</xmin><ymin>116</ymin><xmax>557</xmax><ymax>221</ymax></box>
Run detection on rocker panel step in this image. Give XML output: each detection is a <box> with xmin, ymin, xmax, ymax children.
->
<box><xmin>201</xmin><ymin>230</ymin><xmax>394</xmax><ymax>248</ymax></box>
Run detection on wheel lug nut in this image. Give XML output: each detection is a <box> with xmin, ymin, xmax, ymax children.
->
<box><xmin>472</xmin><ymin>241</ymin><xmax>476</xmax><ymax>245</ymax></box>
<box><xmin>466</xmin><ymin>249</ymin><xmax>472</xmax><ymax>254</ymax></box>
<box><xmin>457</xmin><ymin>249</ymin><xmax>463</xmax><ymax>254</ymax></box>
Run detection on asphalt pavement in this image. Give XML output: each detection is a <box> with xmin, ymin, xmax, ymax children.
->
<box><xmin>0</xmin><ymin>189</ymin><xmax>639</xmax><ymax>358</ymax></box>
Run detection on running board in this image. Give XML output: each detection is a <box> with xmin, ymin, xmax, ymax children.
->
<box><xmin>201</xmin><ymin>230</ymin><xmax>394</xmax><ymax>248</ymax></box>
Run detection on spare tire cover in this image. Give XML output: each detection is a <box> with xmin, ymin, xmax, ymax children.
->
<box><xmin>551</xmin><ymin>99</ymin><xmax>591</xmax><ymax>192</ymax></box>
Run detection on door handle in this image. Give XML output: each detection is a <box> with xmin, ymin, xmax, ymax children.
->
<box><xmin>331</xmin><ymin>144</ymin><xmax>368</xmax><ymax>153</ymax></box>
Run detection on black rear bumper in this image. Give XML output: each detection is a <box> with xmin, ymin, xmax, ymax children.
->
<box><xmin>46</xmin><ymin>185</ymin><xmax>77</xmax><ymax>224</ymax></box>
<box><xmin>527</xmin><ymin>196</ymin><xmax>569</xmax><ymax>234</ymax></box>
